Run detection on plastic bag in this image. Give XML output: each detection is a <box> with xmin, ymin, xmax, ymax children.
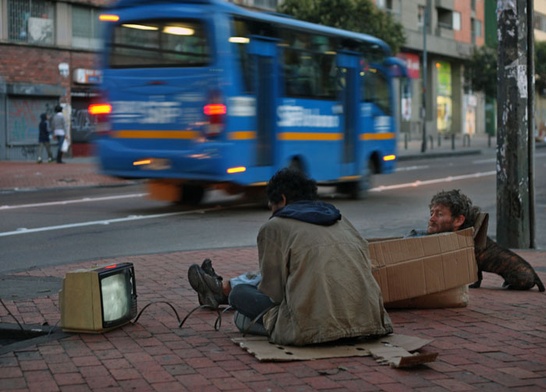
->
<box><xmin>61</xmin><ymin>139</ymin><xmax>70</xmax><ymax>153</ymax></box>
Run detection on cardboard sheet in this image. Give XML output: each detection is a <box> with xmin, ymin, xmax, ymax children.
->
<box><xmin>232</xmin><ymin>334</ymin><xmax>437</xmax><ymax>368</ymax></box>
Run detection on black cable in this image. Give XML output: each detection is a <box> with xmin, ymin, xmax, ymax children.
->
<box><xmin>132</xmin><ymin>301</ymin><xmax>182</xmax><ymax>325</ymax></box>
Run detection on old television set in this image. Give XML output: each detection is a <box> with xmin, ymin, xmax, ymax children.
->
<box><xmin>59</xmin><ymin>262</ymin><xmax>137</xmax><ymax>333</ymax></box>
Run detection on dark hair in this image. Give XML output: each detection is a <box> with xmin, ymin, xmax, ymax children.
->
<box><xmin>40</xmin><ymin>113</ymin><xmax>47</xmax><ymax>121</ymax></box>
<box><xmin>55</xmin><ymin>105</ymin><xmax>63</xmax><ymax>113</ymax></box>
<box><xmin>266</xmin><ymin>168</ymin><xmax>318</xmax><ymax>204</ymax></box>
<box><xmin>429</xmin><ymin>189</ymin><xmax>480</xmax><ymax>229</ymax></box>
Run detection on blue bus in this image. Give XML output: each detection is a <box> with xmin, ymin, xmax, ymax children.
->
<box><xmin>91</xmin><ymin>0</ymin><xmax>407</xmax><ymax>204</ymax></box>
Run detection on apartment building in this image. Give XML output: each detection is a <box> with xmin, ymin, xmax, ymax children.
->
<box><xmin>377</xmin><ymin>0</ymin><xmax>486</xmax><ymax>144</ymax></box>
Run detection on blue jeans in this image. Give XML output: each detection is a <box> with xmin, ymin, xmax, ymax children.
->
<box><xmin>56</xmin><ymin>135</ymin><xmax>65</xmax><ymax>162</ymax></box>
<box><xmin>228</xmin><ymin>284</ymin><xmax>274</xmax><ymax>324</ymax></box>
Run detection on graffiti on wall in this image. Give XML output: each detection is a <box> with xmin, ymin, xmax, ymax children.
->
<box><xmin>70</xmin><ymin>105</ymin><xmax>97</xmax><ymax>143</ymax></box>
<box><xmin>7</xmin><ymin>98</ymin><xmax>98</xmax><ymax>145</ymax></box>
<box><xmin>7</xmin><ymin>99</ymin><xmax>57</xmax><ymax>144</ymax></box>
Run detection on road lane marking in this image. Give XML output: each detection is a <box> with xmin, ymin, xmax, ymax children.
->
<box><xmin>0</xmin><ymin>193</ymin><xmax>147</xmax><ymax>210</ymax></box>
<box><xmin>370</xmin><ymin>171</ymin><xmax>496</xmax><ymax>192</ymax></box>
<box><xmin>0</xmin><ymin>208</ymin><xmax>218</xmax><ymax>237</ymax></box>
<box><xmin>395</xmin><ymin>165</ymin><xmax>430</xmax><ymax>172</ymax></box>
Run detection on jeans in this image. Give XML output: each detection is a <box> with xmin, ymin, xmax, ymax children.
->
<box><xmin>228</xmin><ymin>284</ymin><xmax>274</xmax><ymax>324</ymax></box>
<box><xmin>55</xmin><ymin>135</ymin><xmax>65</xmax><ymax>162</ymax></box>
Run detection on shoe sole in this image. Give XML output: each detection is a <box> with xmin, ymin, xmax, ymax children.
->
<box><xmin>187</xmin><ymin>264</ymin><xmax>219</xmax><ymax>308</ymax></box>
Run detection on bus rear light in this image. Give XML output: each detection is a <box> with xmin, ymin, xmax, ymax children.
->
<box><xmin>203</xmin><ymin>103</ymin><xmax>226</xmax><ymax>138</ymax></box>
<box><xmin>204</xmin><ymin>104</ymin><xmax>226</xmax><ymax>116</ymax></box>
<box><xmin>88</xmin><ymin>103</ymin><xmax>112</xmax><ymax>116</ymax></box>
<box><xmin>89</xmin><ymin>103</ymin><xmax>112</xmax><ymax>136</ymax></box>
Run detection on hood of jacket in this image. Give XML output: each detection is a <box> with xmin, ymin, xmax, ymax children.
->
<box><xmin>272</xmin><ymin>200</ymin><xmax>341</xmax><ymax>226</ymax></box>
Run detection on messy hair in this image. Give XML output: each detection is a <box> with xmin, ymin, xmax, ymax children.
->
<box><xmin>430</xmin><ymin>189</ymin><xmax>481</xmax><ymax>229</ymax></box>
<box><xmin>266</xmin><ymin>168</ymin><xmax>318</xmax><ymax>204</ymax></box>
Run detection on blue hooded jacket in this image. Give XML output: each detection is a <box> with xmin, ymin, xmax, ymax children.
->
<box><xmin>272</xmin><ymin>200</ymin><xmax>341</xmax><ymax>226</ymax></box>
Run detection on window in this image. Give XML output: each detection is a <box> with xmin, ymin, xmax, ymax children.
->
<box><xmin>453</xmin><ymin>12</ymin><xmax>461</xmax><ymax>31</ymax></box>
<box><xmin>362</xmin><ymin>68</ymin><xmax>391</xmax><ymax>115</ymax></box>
<box><xmin>73</xmin><ymin>6</ymin><xmax>102</xmax><ymax>50</ymax></box>
<box><xmin>534</xmin><ymin>12</ymin><xmax>546</xmax><ymax>32</ymax></box>
<box><xmin>471</xmin><ymin>18</ymin><xmax>482</xmax><ymax>43</ymax></box>
<box><xmin>437</xmin><ymin>8</ymin><xmax>453</xmax><ymax>30</ymax></box>
<box><xmin>376</xmin><ymin>0</ymin><xmax>393</xmax><ymax>10</ymax></box>
<box><xmin>418</xmin><ymin>5</ymin><xmax>426</xmax><ymax>28</ymax></box>
<box><xmin>281</xmin><ymin>31</ymin><xmax>337</xmax><ymax>99</ymax></box>
<box><xmin>8</xmin><ymin>0</ymin><xmax>55</xmax><ymax>44</ymax></box>
<box><xmin>108</xmin><ymin>19</ymin><xmax>211</xmax><ymax>68</ymax></box>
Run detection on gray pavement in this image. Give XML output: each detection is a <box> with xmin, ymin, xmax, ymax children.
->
<box><xmin>0</xmin><ymin>134</ymin><xmax>545</xmax><ymax>391</ymax></box>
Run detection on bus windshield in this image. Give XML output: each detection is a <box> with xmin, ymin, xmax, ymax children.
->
<box><xmin>108</xmin><ymin>19</ymin><xmax>211</xmax><ymax>68</ymax></box>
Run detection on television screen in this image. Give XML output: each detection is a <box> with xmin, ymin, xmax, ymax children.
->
<box><xmin>60</xmin><ymin>263</ymin><xmax>137</xmax><ymax>333</ymax></box>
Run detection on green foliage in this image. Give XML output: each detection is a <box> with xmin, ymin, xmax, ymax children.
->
<box><xmin>278</xmin><ymin>0</ymin><xmax>406</xmax><ymax>54</ymax></box>
<box><xmin>464</xmin><ymin>46</ymin><xmax>497</xmax><ymax>98</ymax></box>
<box><xmin>465</xmin><ymin>42</ymin><xmax>546</xmax><ymax>98</ymax></box>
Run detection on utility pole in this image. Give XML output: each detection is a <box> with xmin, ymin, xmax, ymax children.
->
<box><xmin>421</xmin><ymin>0</ymin><xmax>429</xmax><ymax>153</ymax></box>
<box><xmin>496</xmin><ymin>0</ymin><xmax>535</xmax><ymax>248</ymax></box>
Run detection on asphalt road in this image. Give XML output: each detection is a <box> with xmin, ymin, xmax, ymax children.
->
<box><xmin>1</xmin><ymin>150</ymin><xmax>545</xmax><ymax>279</ymax></box>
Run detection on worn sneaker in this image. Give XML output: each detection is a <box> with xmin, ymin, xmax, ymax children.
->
<box><xmin>201</xmin><ymin>258</ymin><xmax>223</xmax><ymax>280</ymax></box>
<box><xmin>187</xmin><ymin>264</ymin><xmax>228</xmax><ymax>308</ymax></box>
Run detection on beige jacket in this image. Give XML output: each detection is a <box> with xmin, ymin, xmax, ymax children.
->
<box><xmin>257</xmin><ymin>215</ymin><xmax>393</xmax><ymax>346</ymax></box>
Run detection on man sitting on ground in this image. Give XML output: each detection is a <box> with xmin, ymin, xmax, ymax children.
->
<box><xmin>188</xmin><ymin>168</ymin><xmax>393</xmax><ymax>346</ymax></box>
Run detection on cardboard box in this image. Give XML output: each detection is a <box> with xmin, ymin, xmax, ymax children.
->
<box><xmin>368</xmin><ymin>228</ymin><xmax>478</xmax><ymax>304</ymax></box>
<box><xmin>384</xmin><ymin>285</ymin><xmax>469</xmax><ymax>309</ymax></box>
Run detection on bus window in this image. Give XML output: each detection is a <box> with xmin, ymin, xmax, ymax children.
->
<box><xmin>281</xmin><ymin>31</ymin><xmax>336</xmax><ymax>99</ymax></box>
<box><xmin>362</xmin><ymin>67</ymin><xmax>391</xmax><ymax>115</ymax></box>
<box><xmin>108</xmin><ymin>20</ymin><xmax>211</xmax><ymax>68</ymax></box>
<box><xmin>232</xmin><ymin>18</ymin><xmax>254</xmax><ymax>94</ymax></box>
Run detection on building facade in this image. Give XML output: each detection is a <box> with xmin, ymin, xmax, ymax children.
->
<box><xmin>0</xmin><ymin>0</ymin><xmax>111</xmax><ymax>160</ymax></box>
<box><xmin>376</xmin><ymin>0</ymin><xmax>486</xmax><ymax>147</ymax></box>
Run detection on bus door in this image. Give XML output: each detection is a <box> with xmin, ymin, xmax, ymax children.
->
<box><xmin>337</xmin><ymin>51</ymin><xmax>360</xmax><ymax>177</ymax></box>
<box><xmin>247</xmin><ymin>36</ymin><xmax>279</xmax><ymax>168</ymax></box>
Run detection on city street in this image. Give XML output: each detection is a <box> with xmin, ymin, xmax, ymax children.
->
<box><xmin>4</xmin><ymin>148</ymin><xmax>545</xmax><ymax>275</ymax></box>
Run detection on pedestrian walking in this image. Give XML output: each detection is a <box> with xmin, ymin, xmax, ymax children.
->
<box><xmin>37</xmin><ymin>113</ymin><xmax>54</xmax><ymax>163</ymax></box>
<box><xmin>52</xmin><ymin>105</ymin><xmax>68</xmax><ymax>164</ymax></box>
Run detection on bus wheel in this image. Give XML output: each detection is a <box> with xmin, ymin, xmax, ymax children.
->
<box><xmin>180</xmin><ymin>184</ymin><xmax>205</xmax><ymax>205</ymax></box>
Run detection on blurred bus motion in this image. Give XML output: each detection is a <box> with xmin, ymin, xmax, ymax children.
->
<box><xmin>90</xmin><ymin>0</ymin><xmax>408</xmax><ymax>205</ymax></box>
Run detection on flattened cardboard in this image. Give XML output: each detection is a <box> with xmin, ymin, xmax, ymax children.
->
<box><xmin>368</xmin><ymin>228</ymin><xmax>478</xmax><ymax>304</ymax></box>
<box><xmin>232</xmin><ymin>334</ymin><xmax>437</xmax><ymax>367</ymax></box>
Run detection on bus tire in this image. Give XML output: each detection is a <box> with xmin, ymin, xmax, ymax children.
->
<box><xmin>180</xmin><ymin>184</ymin><xmax>205</xmax><ymax>205</ymax></box>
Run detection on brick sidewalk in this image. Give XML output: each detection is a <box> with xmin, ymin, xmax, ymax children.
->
<box><xmin>1</xmin><ymin>247</ymin><xmax>545</xmax><ymax>391</ymax></box>
<box><xmin>0</xmin><ymin>161</ymin><xmax>135</xmax><ymax>191</ymax></box>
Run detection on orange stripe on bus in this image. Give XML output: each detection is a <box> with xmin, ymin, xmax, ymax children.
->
<box><xmin>360</xmin><ymin>132</ymin><xmax>396</xmax><ymax>141</ymax></box>
<box><xmin>228</xmin><ymin>131</ymin><xmax>256</xmax><ymax>140</ymax></box>
<box><xmin>278</xmin><ymin>132</ymin><xmax>343</xmax><ymax>141</ymax></box>
<box><xmin>112</xmin><ymin>130</ymin><xmax>200</xmax><ymax>139</ymax></box>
